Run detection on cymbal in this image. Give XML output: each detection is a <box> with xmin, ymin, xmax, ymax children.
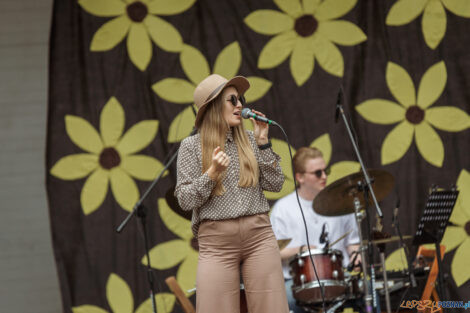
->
<box><xmin>313</xmin><ymin>169</ymin><xmax>395</xmax><ymax>216</ymax></box>
<box><xmin>165</xmin><ymin>185</ymin><xmax>192</xmax><ymax>221</ymax></box>
<box><xmin>277</xmin><ymin>239</ymin><xmax>292</xmax><ymax>250</ymax></box>
<box><xmin>363</xmin><ymin>235</ymin><xmax>412</xmax><ymax>245</ymax></box>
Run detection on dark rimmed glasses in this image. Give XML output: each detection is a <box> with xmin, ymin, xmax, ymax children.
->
<box><xmin>228</xmin><ymin>94</ymin><xmax>246</xmax><ymax>106</ymax></box>
<box><xmin>303</xmin><ymin>167</ymin><xmax>330</xmax><ymax>178</ymax></box>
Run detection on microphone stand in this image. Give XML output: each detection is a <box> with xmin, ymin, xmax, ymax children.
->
<box><xmin>336</xmin><ymin>97</ymin><xmax>383</xmax><ymax>313</ymax></box>
<box><xmin>116</xmin><ymin>127</ymin><xmax>197</xmax><ymax>313</ymax></box>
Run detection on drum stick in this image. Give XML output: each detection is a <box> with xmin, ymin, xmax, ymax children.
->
<box><xmin>326</xmin><ymin>230</ymin><xmax>352</xmax><ymax>249</ymax></box>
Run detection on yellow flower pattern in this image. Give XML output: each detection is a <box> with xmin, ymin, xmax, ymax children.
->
<box><xmin>152</xmin><ymin>42</ymin><xmax>272</xmax><ymax>142</ymax></box>
<box><xmin>265</xmin><ymin>133</ymin><xmax>360</xmax><ymax>201</ymax></box>
<box><xmin>78</xmin><ymin>0</ymin><xmax>196</xmax><ymax>70</ymax></box>
<box><xmin>50</xmin><ymin>97</ymin><xmax>167</xmax><ymax>214</ymax></box>
<box><xmin>386</xmin><ymin>0</ymin><xmax>470</xmax><ymax>49</ymax></box>
<box><xmin>72</xmin><ymin>273</ymin><xmax>175</xmax><ymax>313</ymax></box>
<box><xmin>356</xmin><ymin>61</ymin><xmax>470</xmax><ymax>167</ymax></box>
<box><xmin>440</xmin><ymin>169</ymin><xmax>470</xmax><ymax>287</ymax></box>
<box><xmin>245</xmin><ymin>0</ymin><xmax>366</xmax><ymax>85</ymax></box>
<box><xmin>143</xmin><ymin>199</ymin><xmax>198</xmax><ymax>296</ymax></box>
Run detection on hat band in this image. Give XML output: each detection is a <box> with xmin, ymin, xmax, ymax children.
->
<box><xmin>205</xmin><ymin>82</ymin><xmax>226</xmax><ymax>103</ymax></box>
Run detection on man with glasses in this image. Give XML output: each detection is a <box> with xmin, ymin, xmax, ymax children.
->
<box><xmin>270</xmin><ymin>147</ymin><xmax>360</xmax><ymax>312</ymax></box>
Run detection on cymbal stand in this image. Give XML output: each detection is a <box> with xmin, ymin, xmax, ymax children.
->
<box><xmin>353</xmin><ymin>197</ymin><xmax>373</xmax><ymax>313</ymax></box>
<box><xmin>378</xmin><ymin>249</ymin><xmax>392</xmax><ymax>313</ymax></box>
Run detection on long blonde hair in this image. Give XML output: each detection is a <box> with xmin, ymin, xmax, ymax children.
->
<box><xmin>199</xmin><ymin>92</ymin><xmax>259</xmax><ymax>196</ymax></box>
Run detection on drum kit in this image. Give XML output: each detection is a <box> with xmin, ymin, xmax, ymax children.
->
<box><xmin>287</xmin><ymin>169</ymin><xmax>417</xmax><ymax>313</ymax></box>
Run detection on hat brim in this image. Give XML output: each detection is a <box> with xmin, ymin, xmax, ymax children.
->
<box><xmin>195</xmin><ymin>76</ymin><xmax>250</xmax><ymax>128</ymax></box>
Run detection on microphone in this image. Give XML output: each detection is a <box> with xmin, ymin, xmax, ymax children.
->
<box><xmin>347</xmin><ymin>251</ymin><xmax>360</xmax><ymax>272</ymax></box>
<box><xmin>241</xmin><ymin>108</ymin><xmax>278</xmax><ymax>126</ymax></box>
<box><xmin>335</xmin><ymin>86</ymin><xmax>343</xmax><ymax>123</ymax></box>
<box><xmin>319</xmin><ymin>223</ymin><xmax>328</xmax><ymax>245</ymax></box>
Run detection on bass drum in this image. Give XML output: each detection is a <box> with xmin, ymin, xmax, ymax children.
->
<box><xmin>289</xmin><ymin>249</ymin><xmax>348</xmax><ymax>304</ymax></box>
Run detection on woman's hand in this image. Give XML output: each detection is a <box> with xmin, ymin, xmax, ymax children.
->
<box><xmin>250</xmin><ymin>109</ymin><xmax>269</xmax><ymax>145</ymax></box>
<box><xmin>206</xmin><ymin>146</ymin><xmax>230</xmax><ymax>180</ymax></box>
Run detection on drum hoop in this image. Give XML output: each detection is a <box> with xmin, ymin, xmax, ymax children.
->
<box><xmin>292</xmin><ymin>280</ymin><xmax>348</xmax><ymax>303</ymax></box>
<box><xmin>297</xmin><ymin>248</ymin><xmax>343</xmax><ymax>258</ymax></box>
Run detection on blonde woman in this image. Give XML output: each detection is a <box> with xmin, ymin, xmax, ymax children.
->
<box><xmin>175</xmin><ymin>74</ymin><xmax>289</xmax><ymax>313</ymax></box>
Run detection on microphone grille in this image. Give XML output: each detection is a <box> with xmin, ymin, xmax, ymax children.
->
<box><xmin>241</xmin><ymin>108</ymin><xmax>251</xmax><ymax>119</ymax></box>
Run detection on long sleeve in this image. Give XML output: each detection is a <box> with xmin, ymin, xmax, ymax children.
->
<box><xmin>174</xmin><ymin>136</ymin><xmax>216</xmax><ymax>211</ymax></box>
<box><xmin>257</xmin><ymin>146</ymin><xmax>284</xmax><ymax>192</ymax></box>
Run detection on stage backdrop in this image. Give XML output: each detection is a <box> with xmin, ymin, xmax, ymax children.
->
<box><xmin>47</xmin><ymin>0</ymin><xmax>470</xmax><ymax>312</ymax></box>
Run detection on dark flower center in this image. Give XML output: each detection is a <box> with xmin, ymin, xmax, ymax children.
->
<box><xmin>465</xmin><ymin>221</ymin><xmax>470</xmax><ymax>236</ymax></box>
<box><xmin>190</xmin><ymin>237</ymin><xmax>199</xmax><ymax>251</ymax></box>
<box><xmin>295</xmin><ymin>15</ymin><xmax>318</xmax><ymax>37</ymax></box>
<box><xmin>405</xmin><ymin>105</ymin><xmax>425</xmax><ymax>124</ymax></box>
<box><xmin>127</xmin><ymin>1</ymin><xmax>148</xmax><ymax>22</ymax></box>
<box><xmin>99</xmin><ymin>147</ymin><xmax>121</xmax><ymax>170</ymax></box>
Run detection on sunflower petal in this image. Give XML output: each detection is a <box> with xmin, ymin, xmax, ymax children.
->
<box><xmin>318</xmin><ymin>20</ymin><xmax>367</xmax><ymax>46</ymax></box>
<box><xmin>265</xmin><ymin>177</ymin><xmax>295</xmax><ymax>200</ymax></box>
<box><xmin>180</xmin><ymin>44</ymin><xmax>211</xmax><ymax>85</ymax></box>
<box><xmin>167</xmin><ymin>106</ymin><xmax>197</xmax><ymax>143</ymax></box>
<box><xmin>121</xmin><ymin>155</ymin><xmax>167</xmax><ymax>181</ymax></box>
<box><xmin>135</xmin><ymin>294</ymin><xmax>176</xmax><ymax>313</ymax></box>
<box><xmin>451</xmin><ymin>239</ymin><xmax>470</xmax><ymax>287</ymax></box>
<box><xmin>90</xmin><ymin>16</ymin><xmax>131</xmax><ymax>51</ymax></box>
<box><xmin>144</xmin><ymin>239</ymin><xmax>189</xmax><ymax>269</ymax></box>
<box><xmin>386</xmin><ymin>0</ymin><xmax>427</xmax><ymax>25</ymax></box>
<box><xmin>50</xmin><ymin>154</ymin><xmax>98</xmax><ymax>180</ymax></box>
<box><xmin>72</xmin><ymin>305</ymin><xmax>109</xmax><ymax>313</ymax></box>
<box><xmin>441</xmin><ymin>226</ymin><xmax>466</xmax><ymax>252</ymax></box>
<box><xmin>213</xmin><ymin>42</ymin><xmax>242</xmax><ymax>79</ymax></box>
<box><xmin>244</xmin><ymin>10</ymin><xmax>294</xmax><ymax>35</ymax></box>
<box><xmin>356</xmin><ymin>99</ymin><xmax>405</xmax><ymax>125</ymax></box>
<box><xmin>152</xmin><ymin>78</ymin><xmax>195</xmax><ymax>104</ymax></box>
<box><xmin>385</xmin><ymin>247</ymin><xmax>407</xmax><ymax>271</ymax></box>
<box><xmin>290</xmin><ymin>38</ymin><xmax>315</xmax><ymax>86</ymax></box>
<box><xmin>158</xmin><ymin>198</ymin><xmax>192</xmax><ymax>239</ymax></box>
<box><xmin>415</xmin><ymin>121</ymin><xmax>444</xmax><ymax>167</ymax></box>
<box><xmin>81</xmin><ymin>168</ymin><xmax>109</xmax><ymax>215</ymax></box>
<box><xmin>450</xmin><ymin>170</ymin><xmax>470</xmax><ymax>225</ymax></box>
<box><xmin>65</xmin><ymin>115</ymin><xmax>103</xmax><ymax>154</ymax></box>
<box><xmin>386</xmin><ymin>62</ymin><xmax>416</xmax><ymax>107</ymax></box>
<box><xmin>422</xmin><ymin>0</ymin><xmax>447</xmax><ymax>49</ymax></box>
<box><xmin>109</xmin><ymin>168</ymin><xmax>139</xmax><ymax>211</ymax></box>
<box><xmin>258</xmin><ymin>31</ymin><xmax>296</xmax><ymax>69</ymax></box>
<box><xmin>145</xmin><ymin>15</ymin><xmax>183</xmax><ymax>52</ymax></box>
<box><xmin>244</xmin><ymin>77</ymin><xmax>272</xmax><ymax>103</ymax></box>
<box><xmin>127</xmin><ymin>23</ymin><xmax>152</xmax><ymax>71</ymax></box>
<box><xmin>107</xmin><ymin>273</ymin><xmax>134</xmax><ymax>313</ymax></box>
<box><xmin>147</xmin><ymin>0</ymin><xmax>196</xmax><ymax>15</ymax></box>
<box><xmin>302</xmin><ymin>0</ymin><xmax>321</xmax><ymax>14</ymax></box>
<box><xmin>78</xmin><ymin>0</ymin><xmax>125</xmax><ymax>16</ymax></box>
<box><xmin>442</xmin><ymin>0</ymin><xmax>470</xmax><ymax>17</ymax></box>
<box><xmin>310</xmin><ymin>133</ymin><xmax>332</xmax><ymax>165</ymax></box>
<box><xmin>116</xmin><ymin>120</ymin><xmax>159</xmax><ymax>155</ymax></box>
<box><xmin>315</xmin><ymin>0</ymin><xmax>357</xmax><ymax>21</ymax></box>
<box><xmin>177</xmin><ymin>253</ymin><xmax>199</xmax><ymax>296</ymax></box>
<box><xmin>313</xmin><ymin>36</ymin><xmax>344</xmax><ymax>77</ymax></box>
<box><xmin>274</xmin><ymin>0</ymin><xmax>302</xmax><ymax>17</ymax></box>
<box><xmin>328</xmin><ymin>161</ymin><xmax>361</xmax><ymax>185</ymax></box>
<box><xmin>426</xmin><ymin>106</ymin><xmax>470</xmax><ymax>132</ymax></box>
<box><xmin>417</xmin><ymin>61</ymin><xmax>447</xmax><ymax>108</ymax></box>
<box><xmin>100</xmin><ymin>97</ymin><xmax>125</xmax><ymax>147</ymax></box>
<box><xmin>381</xmin><ymin>121</ymin><xmax>414</xmax><ymax>165</ymax></box>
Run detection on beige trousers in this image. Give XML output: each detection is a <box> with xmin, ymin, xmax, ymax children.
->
<box><xmin>196</xmin><ymin>213</ymin><xmax>289</xmax><ymax>313</ymax></box>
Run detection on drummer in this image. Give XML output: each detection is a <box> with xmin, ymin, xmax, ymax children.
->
<box><xmin>270</xmin><ymin>147</ymin><xmax>361</xmax><ymax>312</ymax></box>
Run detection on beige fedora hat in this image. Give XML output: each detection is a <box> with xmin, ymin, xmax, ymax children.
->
<box><xmin>193</xmin><ymin>74</ymin><xmax>250</xmax><ymax>128</ymax></box>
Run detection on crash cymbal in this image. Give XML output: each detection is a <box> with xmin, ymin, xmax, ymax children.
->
<box><xmin>363</xmin><ymin>235</ymin><xmax>412</xmax><ymax>245</ymax></box>
<box><xmin>277</xmin><ymin>239</ymin><xmax>292</xmax><ymax>250</ymax></box>
<box><xmin>313</xmin><ymin>169</ymin><xmax>395</xmax><ymax>216</ymax></box>
<box><xmin>165</xmin><ymin>185</ymin><xmax>192</xmax><ymax>220</ymax></box>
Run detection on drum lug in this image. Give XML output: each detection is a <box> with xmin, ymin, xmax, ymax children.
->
<box><xmin>297</xmin><ymin>258</ymin><xmax>304</xmax><ymax>267</ymax></box>
<box><xmin>300</xmin><ymin>274</ymin><xmax>306</xmax><ymax>285</ymax></box>
<box><xmin>332</xmin><ymin>270</ymin><xmax>339</xmax><ymax>279</ymax></box>
<box><xmin>331</xmin><ymin>254</ymin><xmax>337</xmax><ymax>263</ymax></box>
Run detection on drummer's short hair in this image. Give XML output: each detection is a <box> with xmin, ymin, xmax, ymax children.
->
<box><xmin>293</xmin><ymin>147</ymin><xmax>324</xmax><ymax>174</ymax></box>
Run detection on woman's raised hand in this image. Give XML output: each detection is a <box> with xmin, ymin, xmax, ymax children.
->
<box><xmin>207</xmin><ymin>146</ymin><xmax>230</xmax><ymax>180</ymax></box>
<box><xmin>250</xmin><ymin>109</ymin><xmax>269</xmax><ymax>145</ymax></box>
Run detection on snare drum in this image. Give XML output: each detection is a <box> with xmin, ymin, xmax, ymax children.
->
<box><xmin>289</xmin><ymin>249</ymin><xmax>348</xmax><ymax>304</ymax></box>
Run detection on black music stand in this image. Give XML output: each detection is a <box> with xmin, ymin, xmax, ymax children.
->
<box><xmin>412</xmin><ymin>187</ymin><xmax>459</xmax><ymax>302</ymax></box>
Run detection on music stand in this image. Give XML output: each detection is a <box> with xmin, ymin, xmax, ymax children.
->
<box><xmin>412</xmin><ymin>187</ymin><xmax>459</xmax><ymax>302</ymax></box>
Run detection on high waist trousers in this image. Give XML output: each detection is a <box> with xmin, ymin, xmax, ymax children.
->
<box><xmin>196</xmin><ymin>213</ymin><xmax>289</xmax><ymax>313</ymax></box>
